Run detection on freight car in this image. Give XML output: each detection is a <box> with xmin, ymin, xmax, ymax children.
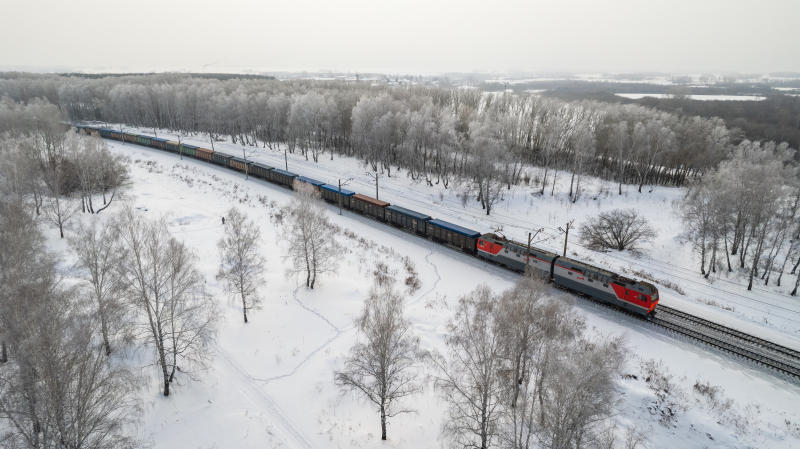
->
<box><xmin>79</xmin><ymin>124</ymin><xmax>659</xmax><ymax>316</ymax></box>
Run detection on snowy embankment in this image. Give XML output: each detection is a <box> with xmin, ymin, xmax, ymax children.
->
<box><xmin>107</xmin><ymin>124</ymin><xmax>800</xmax><ymax>349</ymax></box>
<box><xmin>39</xmin><ymin>140</ymin><xmax>800</xmax><ymax>449</ymax></box>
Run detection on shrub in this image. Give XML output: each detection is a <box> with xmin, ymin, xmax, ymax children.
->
<box><xmin>579</xmin><ymin>208</ymin><xmax>657</xmax><ymax>251</ymax></box>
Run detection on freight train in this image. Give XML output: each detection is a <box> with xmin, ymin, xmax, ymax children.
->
<box><xmin>76</xmin><ymin>124</ymin><xmax>660</xmax><ymax>316</ymax></box>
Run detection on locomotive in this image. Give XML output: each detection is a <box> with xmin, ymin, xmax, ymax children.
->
<box><xmin>76</xmin><ymin>124</ymin><xmax>660</xmax><ymax>316</ymax></box>
<box><xmin>477</xmin><ymin>234</ymin><xmax>658</xmax><ymax>315</ymax></box>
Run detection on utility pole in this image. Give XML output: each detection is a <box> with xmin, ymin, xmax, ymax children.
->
<box><xmin>178</xmin><ymin>135</ymin><xmax>182</xmax><ymax>160</ymax></box>
<box><xmin>559</xmin><ymin>220</ymin><xmax>574</xmax><ymax>257</ymax></box>
<box><xmin>525</xmin><ymin>227</ymin><xmax>545</xmax><ymax>275</ymax></box>
<box><xmin>119</xmin><ymin>124</ymin><xmax>125</xmax><ymax>144</ymax></box>
<box><xmin>284</xmin><ymin>146</ymin><xmax>288</xmax><ymax>171</ymax></box>
<box><xmin>526</xmin><ymin>232</ymin><xmax>532</xmax><ymax>274</ymax></box>
<box><xmin>243</xmin><ymin>148</ymin><xmax>249</xmax><ymax>180</ymax></box>
<box><xmin>366</xmin><ymin>170</ymin><xmax>380</xmax><ymax>200</ymax></box>
<box><xmin>338</xmin><ymin>177</ymin><xmax>353</xmax><ymax>215</ymax></box>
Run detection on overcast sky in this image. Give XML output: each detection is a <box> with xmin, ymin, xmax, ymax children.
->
<box><xmin>1</xmin><ymin>0</ymin><xmax>797</xmax><ymax>75</ymax></box>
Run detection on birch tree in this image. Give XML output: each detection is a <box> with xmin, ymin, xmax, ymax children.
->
<box><xmin>432</xmin><ymin>285</ymin><xmax>504</xmax><ymax>449</ymax></box>
<box><xmin>217</xmin><ymin>207</ymin><xmax>265</xmax><ymax>323</ymax></box>
<box><xmin>69</xmin><ymin>219</ymin><xmax>128</xmax><ymax>355</ymax></box>
<box><xmin>116</xmin><ymin>207</ymin><xmax>217</xmax><ymax>396</ymax></box>
<box><xmin>335</xmin><ymin>271</ymin><xmax>421</xmax><ymax>441</ymax></box>
<box><xmin>283</xmin><ymin>181</ymin><xmax>340</xmax><ymax>289</ymax></box>
<box><xmin>0</xmin><ymin>198</ymin><xmax>141</xmax><ymax>449</ymax></box>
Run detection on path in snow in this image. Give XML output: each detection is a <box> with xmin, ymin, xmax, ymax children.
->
<box><xmin>217</xmin><ymin>348</ymin><xmax>317</xmax><ymax>449</ymax></box>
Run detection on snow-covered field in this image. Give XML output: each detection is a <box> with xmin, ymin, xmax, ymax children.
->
<box><xmin>105</xmin><ymin>125</ymin><xmax>800</xmax><ymax>350</ymax></box>
<box><xmin>615</xmin><ymin>93</ymin><xmax>767</xmax><ymax>101</ymax></box>
<box><xmin>42</xmin><ymin>139</ymin><xmax>800</xmax><ymax>448</ymax></box>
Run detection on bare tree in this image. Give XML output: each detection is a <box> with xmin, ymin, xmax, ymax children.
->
<box><xmin>116</xmin><ymin>206</ymin><xmax>217</xmax><ymax>396</ymax></box>
<box><xmin>491</xmin><ymin>277</ymin><xmax>588</xmax><ymax>449</ymax></box>
<box><xmin>579</xmin><ymin>209</ymin><xmax>657</xmax><ymax>252</ymax></box>
<box><xmin>283</xmin><ymin>181</ymin><xmax>340</xmax><ymax>289</ymax></box>
<box><xmin>432</xmin><ymin>285</ymin><xmax>504</xmax><ymax>449</ymax></box>
<box><xmin>0</xmin><ymin>198</ymin><xmax>141</xmax><ymax>449</ymax></box>
<box><xmin>469</xmin><ymin>116</ymin><xmax>511</xmax><ymax>215</ymax></box>
<box><xmin>217</xmin><ymin>207</ymin><xmax>265</xmax><ymax>323</ymax></box>
<box><xmin>534</xmin><ymin>336</ymin><xmax>625</xmax><ymax>449</ymax></box>
<box><xmin>71</xmin><ymin>134</ymin><xmax>130</xmax><ymax>214</ymax></box>
<box><xmin>68</xmin><ymin>218</ymin><xmax>128</xmax><ymax>355</ymax></box>
<box><xmin>42</xmin><ymin>177</ymin><xmax>77</xmax><ymax>239</ymax></box>
<box><xmin>26</xmin><ymin>314</ymin><xmax>141</xmax><ymax>449</ymax></box>
<box><xmin>335</xmin><ymin>271</ymin><xmax>421</xmax><ymax>441</ymax></box>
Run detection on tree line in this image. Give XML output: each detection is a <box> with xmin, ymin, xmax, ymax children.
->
<box><xmin>0</xmin><ymin>73</ymin><xmax>748</xmax><ymax>211</ymax></box>
<box><xmin>0</xmin><ymin>99</ymin><xmax>129</xmax><ymax>237</ymax></box>
<box><xmin>680</xmin><ymin>139</ymin><xmax>800</xmax><ymax>293</ymax></box>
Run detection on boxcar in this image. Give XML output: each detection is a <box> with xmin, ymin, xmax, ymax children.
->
<box><xmin>320</xmin><ymin>184</ymin><xmax>355</xmax><ymax>209</ymax></box>
<box><xmin>296</xmin><ymin>176</ymin><xmax>326</xmax><ymax>191</ymax></box>
<box><xmin>124</xmin><ymin>133</ymin><xmax>138</xmax><ymax>144</ymax></box>
<box><xmin>99</xmin><ymin>128</ymin><xmax>113</xmax><ymax>138</ymax></box>
<box><xmin>110</xmin><ymin>130</ymin><xmax>124</xmax><ymax>141</ymax></box>
<box><xmin>180</xmin><ymin>143</ymin><xmax>198</xmax><ymax>159</ymax></box>
<box><xmin>211</xmin><ymin>152</ymin><xmax>231</xmax><ymax>166</ymax></box>
<box><xmin>149</xmin><ymin>137</ymin><xmax>167</xmax><ymax>150</ymax></box>
<box><xmin>384</xmin><ymin>205</ymin><xmax>431</xmax><ymax>235</ymax></box>
<box><xmin>267</xmin><ymin>168</ymin><xmax>298</xmax><ymax>188</ymax></box>
<box><xmin>195</xmin><ymin>147</ymin><xmax>214</xmax><ymax>161</ymax></box>
<box><xmin>229</xmin><ymin>156</ymin><xmax>248</xmax><ymax>172</ymax></box>
<box><xmin>249</xmin><ymin>162</ymin><xmax>273</xmax><ymax>179</ymax></box>
<box><xmin>136</xmin><ymin>135</ymin><xmax>151</xmax><ymax>146</ymax></box>
<box><xmin>350</xmin><ymin>194</ymin><xmax>390</xmax><ymax>221</ymax></box>
<box><xmin>426</xmin><ymin>219</ymin><xmax>480</xmax><ymax>254</ymax></box>
<box><xmin>165</xmin><ymin>141</ymin><xmax>180</xmax><ymax>153</ymax></box>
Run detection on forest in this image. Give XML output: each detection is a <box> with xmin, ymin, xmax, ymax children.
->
<box><xmin>0</xmin><ymin>72</ymin><xmax>799</xmax><ymax>293</ymax></box>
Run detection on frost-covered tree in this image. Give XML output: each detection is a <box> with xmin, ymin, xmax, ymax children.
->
<box><xmin>579</xmin><ymin>209</ymin><xmax>657</xmax><ymax>252</ymax></box>
<box><xmin>69</xmin><ymin>218</ymin><xmax>128</xmax><ymax>355</ymax></box>
<box><xmin>0</xmin><ymin>198</ymin><xmax>141</xmax><ymax>449</ymax></box>
<box><xmin>469</xmin><ymin>118</ymin><xmax>506</xmax><ymax>215</ymax></box>
<box><xmin>432</xmin><ymin>285</ymin><xmax>504</xmax><ymax>449</ymax></box>
<box><xmin>283</xmin><ymin>181</ymin><xmax>340</xmax><ymax>289</ymax></box>
<box><xmin>533</xmin><ymin>335</ymin><xmax>625</xmax><ymax>449</ymax></box>
<box><xmin>116</xmin><ymin>206</ymin><xmax>217</xmax><ymax>396</ymax></box>
<box><xmin>217</xmin><ymin>207</ymin><xmax>265</xmax><ymax>323</ymax></box>
<box><xmin>335</xmin><ymin>271</ymin><xmax>420</xmax><ymax>441</ymax></box>
<box><xmin>67</xmin><ymin>133</ymin><xmax>129</xmax><ymax>214</ymax></box>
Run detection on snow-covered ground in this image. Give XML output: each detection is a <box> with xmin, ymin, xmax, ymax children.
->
<box><xmin>103</xmin><ymin>125</ymin><xmax>800</xmax><ymax>351</ymax></box>
<box><xmin>615</xmin><ymin>93</ymin><xmax>767</xmax><ymax>101</ymax></box>
<box><xmin>41</xmin><ymin>140</ymin><xmax>800</xmax><ymax>448</ymax></box>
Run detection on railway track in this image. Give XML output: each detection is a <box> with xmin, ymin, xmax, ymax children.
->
<box><xmin>656</xmin><ymin>306</ymin><xmax>800</xmax><ymax>360</ymax></box>
<box><xmin>554</xmin><ymin>283</ymin><xmax>800</xmax><ymax>381</ymax></box>
<box><xmin>650</xmin><ymin>317</ymin><xmax>800</xmax><ymax>382</ymax></box>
